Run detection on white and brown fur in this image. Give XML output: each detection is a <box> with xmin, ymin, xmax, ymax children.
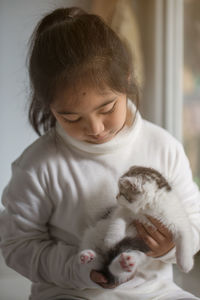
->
<box><xmin>78</xmin><ymin>166</ymin><xmax>194</xmax><ymax>284</ymax></box>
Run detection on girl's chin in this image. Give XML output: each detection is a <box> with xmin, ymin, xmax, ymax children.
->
<box><xmin>85</xmin><ymin>132</ymin><xmax>116</xmax><ymax>144</ymax></box>
<box><xmin>84</xmin><ymin>126</ymin><xmax>125</xmax><ymax>144</ymax></box>
<box><xmin>85</xmin><ymin>136</ymin><xmax>112</xmax><ymax>144</ymax></box>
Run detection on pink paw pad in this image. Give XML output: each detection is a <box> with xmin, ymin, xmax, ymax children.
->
<box><xmin>119</xmin><ymin>253</ymin><xmax>135</xmax><ymax>272</ymax></box>
<box><xmin>79</xmin><ymin>251</ymin><xmax>95</xmax><ymax>264</ymax></box>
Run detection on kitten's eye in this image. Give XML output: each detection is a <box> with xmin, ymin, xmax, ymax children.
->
<box><xmin>130</xmin><ymin>184</ymin><xmax>141</xmax><ymax>194</ymax></box>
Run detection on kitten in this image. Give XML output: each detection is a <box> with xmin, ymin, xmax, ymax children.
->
<box><xmin>78</xmin><ymin>166</ymin><xmax>194</xmax><ymax>284</ymax></box>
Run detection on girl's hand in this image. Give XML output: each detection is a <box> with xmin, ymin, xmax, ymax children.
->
<box><xmin>134</xmin><ymin>216</ymin><xmax>175</xmax><ymax>258</ymax></box>
<box><xmin>90</xmin><ymin>270</ymin><xmax>116</xmax><ymax>289</ymax></box>
<box><xmin>90</xmin><ymin>270</ymin><xmax>135</xmax><ymax>289</ymax></box>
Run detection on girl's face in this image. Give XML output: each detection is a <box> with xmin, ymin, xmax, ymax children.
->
<box><xmin>51</xmin><ymin>86</ymin><xmax>128</xmax><ymax>144</ymax></box>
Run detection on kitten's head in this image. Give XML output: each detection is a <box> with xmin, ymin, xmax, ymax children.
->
<box><xmin>117</xmin><ymin>166</ymin><xmax>171</xmax><ymax>212</ymax></box>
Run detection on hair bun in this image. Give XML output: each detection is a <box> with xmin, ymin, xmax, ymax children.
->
<box><xmin>34</xmin><ymin>7</ymin><xmax>87</xmax><ymax>37</ymax></box>
<box><xmin>65</xmin><ymin>7</ymin><xmax>86</xmax><ymax>19</ymax></box>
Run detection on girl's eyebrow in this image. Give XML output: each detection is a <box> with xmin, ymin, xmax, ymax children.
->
<box><xmin>56</xmin><ymin>98</ymin><xmax>117</xmax><ymax>115</ymax></box>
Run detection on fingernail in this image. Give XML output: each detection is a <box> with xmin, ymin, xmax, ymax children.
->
<box><xmin>100</xmin><ymin>275</ymin><xmax>108</xmax><ymax>283</ymax></box>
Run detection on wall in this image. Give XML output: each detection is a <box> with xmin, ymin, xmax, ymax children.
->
<box><xmin>0</xmin><ymin>0</ymin><xmax>90</xmax><ymax>209</ymax></box>
<box><xmin>0</xmin><ymin>1</ymin><xmax>90</xmax><ymax>298</ymax></box>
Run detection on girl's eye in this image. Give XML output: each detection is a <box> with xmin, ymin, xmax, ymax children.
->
<box><xmin>100</xmin><ymin>102</ymin><xmax>117</xmax><ymax>115</ymax></box>
<box><xmin>62</xmin><ymin>116</ymin><xmax>81</xmax><ymax>123</ymax></box>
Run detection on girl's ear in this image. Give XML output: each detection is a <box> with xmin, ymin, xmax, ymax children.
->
<box><xmin>128</xmin><ymin>73</ymin><xmax>131</xmax><ymax>84</ymax></box>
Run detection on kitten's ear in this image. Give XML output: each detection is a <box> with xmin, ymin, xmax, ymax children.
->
<box><xmin>119</xmin><ymin>177</ymin><xmax>132</xmax><ymax>189</ymax></box>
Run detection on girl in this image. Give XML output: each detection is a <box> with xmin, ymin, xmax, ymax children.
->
<box><xmin>0</xmin><ymin>7</ymin><xmax>200</xmax><ymax>300</ymax></box>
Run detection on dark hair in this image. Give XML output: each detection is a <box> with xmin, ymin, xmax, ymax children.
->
<box><xmin>28</xmin><ymin>7</ymin><xmax>139</xmax><ymax>136</ymax></box>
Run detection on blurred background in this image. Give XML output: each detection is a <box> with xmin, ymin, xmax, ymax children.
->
<box><xmin>0</xmin><ymin>0</ymin><xmax>199</xmax><ymax>299</ymax></box>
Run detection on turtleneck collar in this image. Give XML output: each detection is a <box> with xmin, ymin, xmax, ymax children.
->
<box><xmin>55</xmin><ymin>100</ymin><xmax>142</xmax><ymax>155</ymax></box>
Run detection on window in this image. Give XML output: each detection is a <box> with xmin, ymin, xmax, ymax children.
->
<box><xmin>90</xmin><ymin>0</ymin><xmax>200</xmax><ymax>186</ymax></box>
<box><xmin>183</xmin><ymin>0</ymin><xmax>200</xmax><ymax>187</ymax></box>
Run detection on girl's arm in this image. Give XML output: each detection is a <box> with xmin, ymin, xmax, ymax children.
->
<box><xmin>0</xmin><ymin>164</ymin><xmax>97</xmax><ymax>290</ymax></box>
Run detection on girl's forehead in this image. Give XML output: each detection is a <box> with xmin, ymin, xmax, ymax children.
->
<box><xmin>53</xmin><ymin>85</ymin><xmax>118</xmax><ymax>109</ymax></box>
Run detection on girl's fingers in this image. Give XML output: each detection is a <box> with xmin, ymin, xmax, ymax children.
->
<box><xmin>91</xmin><ymin>269</ymin><xmax>135</xmax><ymax>289</ymax></box>
<box><xmin>134</xmin><ymin>217</ymin><xmax>175</xmax><ymax>258</ymax></box>
<box><xmin>90</xmin><ymin>270</ymin><xmax>108</xmax><ymax>284</ymax></box>
<box><xmin>146</xmin><ymin>216</ymin><xmax>173</xmax><ymax>240</ymax></box>
<box><xmin>100</xmin><ymin>282</ymin><xmax>117</xmax><ymax>289</ymax></box>
<box><xmin>134</xmin><ymin>221</ymin><xmax>159</xmax><ymax>249</ymax></box>
<box><xmin>141</xmin><ymin>222</ymin><xmax>166</xmax><ymax>244</ymax></box>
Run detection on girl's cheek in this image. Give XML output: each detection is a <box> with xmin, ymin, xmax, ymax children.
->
<box><xmin>114</xmin><ymin>111</ymin><xmax>126</xmax><ymax>127</ymax></box>
<box><xmin>63</xmin><ymin>123</ymin><xmax>85</xmax><ymax>139</ymax></box>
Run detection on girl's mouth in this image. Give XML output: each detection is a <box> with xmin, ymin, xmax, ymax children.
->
<box><xmin>86</xmin><ymin>132</ymin><xmax>113</xmax><ymax>144</ymax></box>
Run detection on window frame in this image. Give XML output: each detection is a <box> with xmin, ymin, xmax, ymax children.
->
<box><xmin>141</xmin><ymin>0</ymin><xmax>183</xmax><ymax>141</ymax></box>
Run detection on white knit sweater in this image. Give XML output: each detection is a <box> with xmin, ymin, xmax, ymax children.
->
<box><xmin>0</xmin><ymin>105</ymin><xmax>200</xmax><ymax>300</ymax></box>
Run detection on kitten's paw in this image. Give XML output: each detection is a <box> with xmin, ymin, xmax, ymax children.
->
<box><xmin>109</xmin><ymin>252</ymin><xmax>137</xmax><ymax>276</ymax></box>
<box><xmin>119</xmin><ymin>253</ymin><xmax>136</xmax><ymax>272</ymax></box>
<box><xmin>79</xmin><ymin>250</ymin><xmax>96</xmax><ymax>264</ymax></box>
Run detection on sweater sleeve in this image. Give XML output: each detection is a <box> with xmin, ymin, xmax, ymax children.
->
<box><xmin>0</xmin><ymin>163</ymin><xmax>97</xmax><ymax>290</ymax></box>
<box><xmin>159</xmin><ymin>140</ymin><xmax>200</xmax><ymax>264</ymax></box>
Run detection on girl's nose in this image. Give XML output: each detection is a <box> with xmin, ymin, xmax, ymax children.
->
<box><xmin>85</xmin><ymin>117</ymin><xmax>105</xmax><ymax>136</ymax></box>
